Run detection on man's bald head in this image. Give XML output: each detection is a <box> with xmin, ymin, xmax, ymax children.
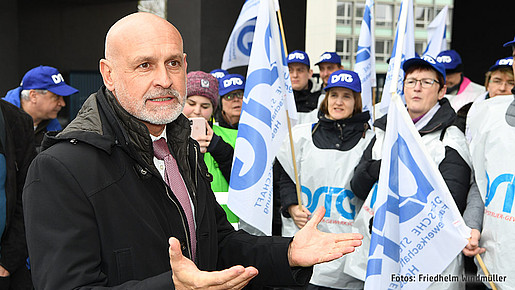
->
<box><xmin>104</xmin><ymin>12</ymin><xmax>183</xmax><ymax>62</ymax></box>
<box><xmin>99</xmin><ymin>12</ymin><xmax>188</xmax><ymax>136</ymax></box>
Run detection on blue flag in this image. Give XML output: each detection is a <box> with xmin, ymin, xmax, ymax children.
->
<box><xmin>379</xmin><ymin>0</ymin><xmax>415</xmax><ymax>114</ymax></box>
<box><xmin>423</xmin><ymin>6</ymin><xmax>448</xmax><ymax>58</ymax></box>
<box><xmin>221</xmin><ymin>0</ymin><xmax>259</xmax><ymax>70</ymax></box>
<box><xmin>227</xmin><ymin>0</ymin><xmax>297</xmax><ymax>235</ymax></box>
<box><xmin>364</xmin><ymin>95</ymin><xmax>470</xmax><ymax>290</ymax></box>
<box><xmin>355</xmin><ymin>0</ymin><xmax>376</xmax><ymax>121</ymax></box>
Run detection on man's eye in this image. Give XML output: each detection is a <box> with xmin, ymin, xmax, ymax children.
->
<box><xmin>139</xmin><ymin>63</ymin><xmax>150</xmax><ymax>69</ymax></box>
<box><xmin>169</xmin><ymin>60</ymin><xmax>179</xmax><ymax>67</ymax></box>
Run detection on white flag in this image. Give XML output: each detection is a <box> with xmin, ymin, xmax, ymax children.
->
<box><xmin>355</xmin><ymin>0</ymin><xmax>376</xmax><ymax>121</ymax></box>
<box><xmin>423</xmin><ymin>6</ymin><xmax>448</xmax><ymax>58</ymax></box>
<box><xmin>364</xmin><ymin>94</ymin><xmax>470</xmax><ymax>290</ymax></box>
<box><xmin>227</xmin><ymin>0</ymin><xmax>297</xmax><ymax>235</ymax></box>
<box><xmin>221</xmin><ymin>0</ymin><xmax>259</xmax><ymax>70</ymax></box>
<box><xmin>379</xmin><ymin>0</ymin><xmax>415</xmax><ymax>114</ymax></box>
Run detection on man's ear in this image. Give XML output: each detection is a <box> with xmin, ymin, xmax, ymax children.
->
<box><xmin>438</xmin><ymin>84</ymin><xmax>447</xmax><ymax>100</ymax></box>
<box><xmin>99</xmin><ymin>59</ymin><xmax>115</xmax><ymax>91</ymax></box>
<box><xmin>183</xmin><ymin>53</ymin><xmax>188</xmax><ymax>74</ymax></box>
<box><xmin>309</xmin><ymin>69</ymin><xmax>313</xmax><ymax>78</ymax></box>
<box><xmin>29</xmin><ymin>90</ymin><xmax>38</xmax><ymax>103</ymax></box>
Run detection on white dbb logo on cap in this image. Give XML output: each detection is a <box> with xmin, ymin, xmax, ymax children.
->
<box><xmin>331</xmin><ymin>73</ymin><xmax>353</xmax><ymax>83</ymax></box>
<box><xmin>51</xmin><ymin>73</ymin><xmax>65</xmax><ymax>84</ymax></box>
<box><xmin>499</xmin><ymin>59</ymin><xmax>514</xmax><ymax>66</ymax></box>
<box><xmin>223</xmin><ymin>77</ymin><xmax>243</xmax><ymax>87</ymax></box>
<box><xmin>289</xmin><ymin>52</ymin><xmax>305</xmax><ymax>60</ymax></box>
<box><xmin>320</xmin><ymin>53</ymin><xmax>332</xmax><ymax>61</ymax></box>
<box><xmin>212</xmin><ymin>72</ymin><xmax>225</xmax><ymax>79</ymax></box>
<box><xmin>436</xmin><ymin>55</ymin><xmax>452</xmax><ymax>63</ymax></box>
<box><xmin>422</xmin><ymin>56</ymin><xmax>436</xmax><ymax>64</ymax></box>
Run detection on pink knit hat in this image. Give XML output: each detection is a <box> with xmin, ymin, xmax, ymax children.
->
<box><xmin>187</xmin><ymin>71</ymin><xmax>219</xmax><ymax>108</ymax></box>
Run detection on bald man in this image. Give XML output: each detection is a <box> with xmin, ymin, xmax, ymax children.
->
<box><xmin>22</xmin><ymin>13</ymin><xmax>363</xmax><ymax>289</ymax></box>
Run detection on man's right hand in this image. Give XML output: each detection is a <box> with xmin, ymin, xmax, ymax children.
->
<box><xmin>288</xmin><ymin>205</ymin><xmax>311</xmax><ymax>229</ymax></box>
<box><xmin>462</xmin><ymin>229</ymin><xmax>485</xmax><ymax>257</ymax></box>
<box><xmin>169</xmin><ymin>237</ymin><xmax>258</xmax><ymax>289</ymax></box>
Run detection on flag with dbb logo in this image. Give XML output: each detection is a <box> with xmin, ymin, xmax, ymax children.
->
<box><xmin>364</xmin><ymin>94</ymin><xmax>470</xmax><ymax>290</ymax></box>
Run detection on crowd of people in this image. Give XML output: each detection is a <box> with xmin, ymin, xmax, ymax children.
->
<box><xmin>0</xmin><ymin>10</ymin><xmax>513</xmax><ymax>290</ymax></box>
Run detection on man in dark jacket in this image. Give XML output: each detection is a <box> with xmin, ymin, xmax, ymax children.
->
<box><xmin>23</xmin><ymin>12</ymin><xmax>363</xmax><ymax>290</ymax></box>
<box><xmin>287</xmin><ymin>50</ymin><xmax>322</xmax><ymax>114</ymax></box>
<box><xmin>2</xmin><ymin>66</ymin><xmax>78</xmax><ymax>151</ymax></box>
<box><xmin>0</xmin><ymin>100</ymin><xmax>36</xmax><ymax>289</ymax></box>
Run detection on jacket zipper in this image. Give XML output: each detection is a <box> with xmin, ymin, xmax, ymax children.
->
<box><xmin>164</xmin><ymin>183</ymin><xmax>193</xmax><ymax>260</ymax></box>
<box><xmin>192</xmin><ymin>142</ymin><xmax>199</xmax><ymax>189</ymax></box>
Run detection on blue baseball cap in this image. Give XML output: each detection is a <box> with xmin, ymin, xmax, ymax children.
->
<box><xmin>219</xmin><ymin>74</ymin><xmax>245</xmax><ymax>96</ymax></box>
<box><xmin>315</xmin><ymin>52</ymin><xmax>341</xmax><ymax>66</ymax></box>
<box><xmin>21</xmin><ymin>66</ymin><xmax>78</xmax><ymax>96</ymax></box>
<box><xmin>436</xmin><ymin>50</ymin><xmax>462</xmax><ymax>71</ymax></box>
<box><xmin>287</xmin><ymin>50</ymin><xmax>310</xmax><ymax>67</ymax></box>
<box><xmin>489</xmin><ymin>56</ymin><xmax>513</xmax><ymax>71</ymax></box>
<box><xmin>403</xmin><ymin>55</ymin><xmax>446</xmax><ymax>81</ymax></box>
<box><xmin>210</xmin><ymin>69</ymin><xmax>229</xmax><ymax>80</ymax></box>
<box><xmin>324</xmin><ymin>70</ymin><xmax>361</xmax><ymax>93</ymax></box>
<box><xmin>503</xmin><ymin>36</ymin><xmax>515</xmax><ymax>47</ymax></box>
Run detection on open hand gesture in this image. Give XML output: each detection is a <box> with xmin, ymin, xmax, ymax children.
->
<box><xmin>169</xmin><ymin>237</ymin><xmax>258</xmax><ymax>289</ymax></box>
<box><xmin>288</xmin><ymin>207</ymin><xmax>363</xmax><ymax>267</ymax></box>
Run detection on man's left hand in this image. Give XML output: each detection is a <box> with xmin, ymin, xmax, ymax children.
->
<box><xmin>0</xmin><ymin>265</ymin><xmax>10</xmax><ymax>277</ymax></box>
<box><xmin>287</xmin><ymin>207</ymin><xmax>363</xmax><ymax>267</ymax></box>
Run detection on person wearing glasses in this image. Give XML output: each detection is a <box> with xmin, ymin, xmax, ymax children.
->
<box><xmin>464</xmin><ymin>57</ymin><xmax>514</xmax><ymax>141</ymax></box>
<box><xmin>216</xmin><ymin>74</ymin><xmax>245</xmax><ymax>131</ymax></box>
<box><xmin>350</xmin><ymin>56</ymin><xmax>471</xmax><ymax>289</ymax></box>
<box><xmin>461</xmin><ymin>36</ymin><xmax>515</xmax><ymax>289</ymax></box>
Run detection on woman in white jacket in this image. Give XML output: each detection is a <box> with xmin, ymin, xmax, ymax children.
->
<box><xmin>276</xmin><ymin>70</ymin><xmax>374</xmax><ymax>290</ymax></box>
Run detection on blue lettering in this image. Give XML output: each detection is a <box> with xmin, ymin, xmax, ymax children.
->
<box><xmin>230</xmin><ymin>124</ymin><xmax>267</xmax><ymax>190</ymax></box>
<box><xmin>485</xmin><ymin>172</ymin><xmax>515</xmax><ymax>213</ymax></box>
<box><xmin>335</xmin><ymin>189</ymin><xmax>356</xmax><ymax>219</ymax></box>
<box><xmin>301</xmin><ymin>186</ymin><xmax>355</xmax><ymax>219</ymax></box>
<box><xmin>237</xmin><ymin>24</ymin><xmax>255</xmax><ymax>56</ymax></box>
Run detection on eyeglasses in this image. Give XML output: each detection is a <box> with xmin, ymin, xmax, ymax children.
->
<box><xmin>489</xmin><ymin>79</ymin><xmax>515</xmax><ymax>87</ymax></box>
<box><xmin>404</xmin><ymin>78</ymin><xmax>440</xmax><ymax>88</ymax></box>
<box><xmin>223</xmin><ymin>91</ymin><xmax>244</xmax><ymax>100</ymax></box>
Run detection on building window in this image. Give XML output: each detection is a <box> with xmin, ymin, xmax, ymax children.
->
<box><xmin>415</xmin><ymin>6</ymin><xmax>433</xmax><ymax>28</ymax></box>
<box><xmin>375</xmin><ymin>39</ymin><xmax>392</xmax><ymax>63</ymax></box>
<box><xmin>337</xmin><ymin>1</ymin><xmax>352</xmax><ymax>26</ymax></box>
<box><xmin>355</xmin><ymin>2</ymin><xmax>365</xmax><ymax>27</ymax></box>
<box><xmin>415</xmin><ymin>41</ymin><xmax>426</xmax><ymax>57</ymax></box>
<box><xmin>375</xmin><ymin>4</ymin><xmax>393</xmax><ymax>28</ymax></box>
<box><xmin>336</xmin><ymin>37</ymin><xmax>352</xmax><ymax>61</ymax></box>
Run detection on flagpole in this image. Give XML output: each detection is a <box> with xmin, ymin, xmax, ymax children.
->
<box><xmin>389</xmin><ymin>0</ymin><xmax>409</xmax><ymax>95</ymax></box>
<box><xmin>276</xmin><ymin>8</ymin><xmax>303</xmax><ymax>209</ymax></box>
<box><xmin>371</xmin><ymin>0</ymin><xmax>377</xmax><ymax>124</ymax></box>
<box><xmin>475</xmin><ymin>254</ymin><xmax>498</xmax><ymax>290</ymax></box>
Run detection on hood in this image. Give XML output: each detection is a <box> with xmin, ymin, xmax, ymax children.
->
<box><xmin>41</xmin><ymin>89</ymin><xmax>115</xmax><ymax>153</ymax></box>
<box><xmin>2</xmin><ymin>87</ymin><xmax>22</xmax><ymax>108</ymax></box>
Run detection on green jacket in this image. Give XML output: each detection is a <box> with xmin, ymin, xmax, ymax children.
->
<box><xmin>204</xmin><ymin>125</ymin><xmax>237</xmax><ymax>192</ymax></box>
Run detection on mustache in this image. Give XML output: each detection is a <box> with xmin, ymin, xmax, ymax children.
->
<box><xmin>144</xmin><ymin>88</ymin><xmax>181</xmax><ymax>99</ymax></box>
